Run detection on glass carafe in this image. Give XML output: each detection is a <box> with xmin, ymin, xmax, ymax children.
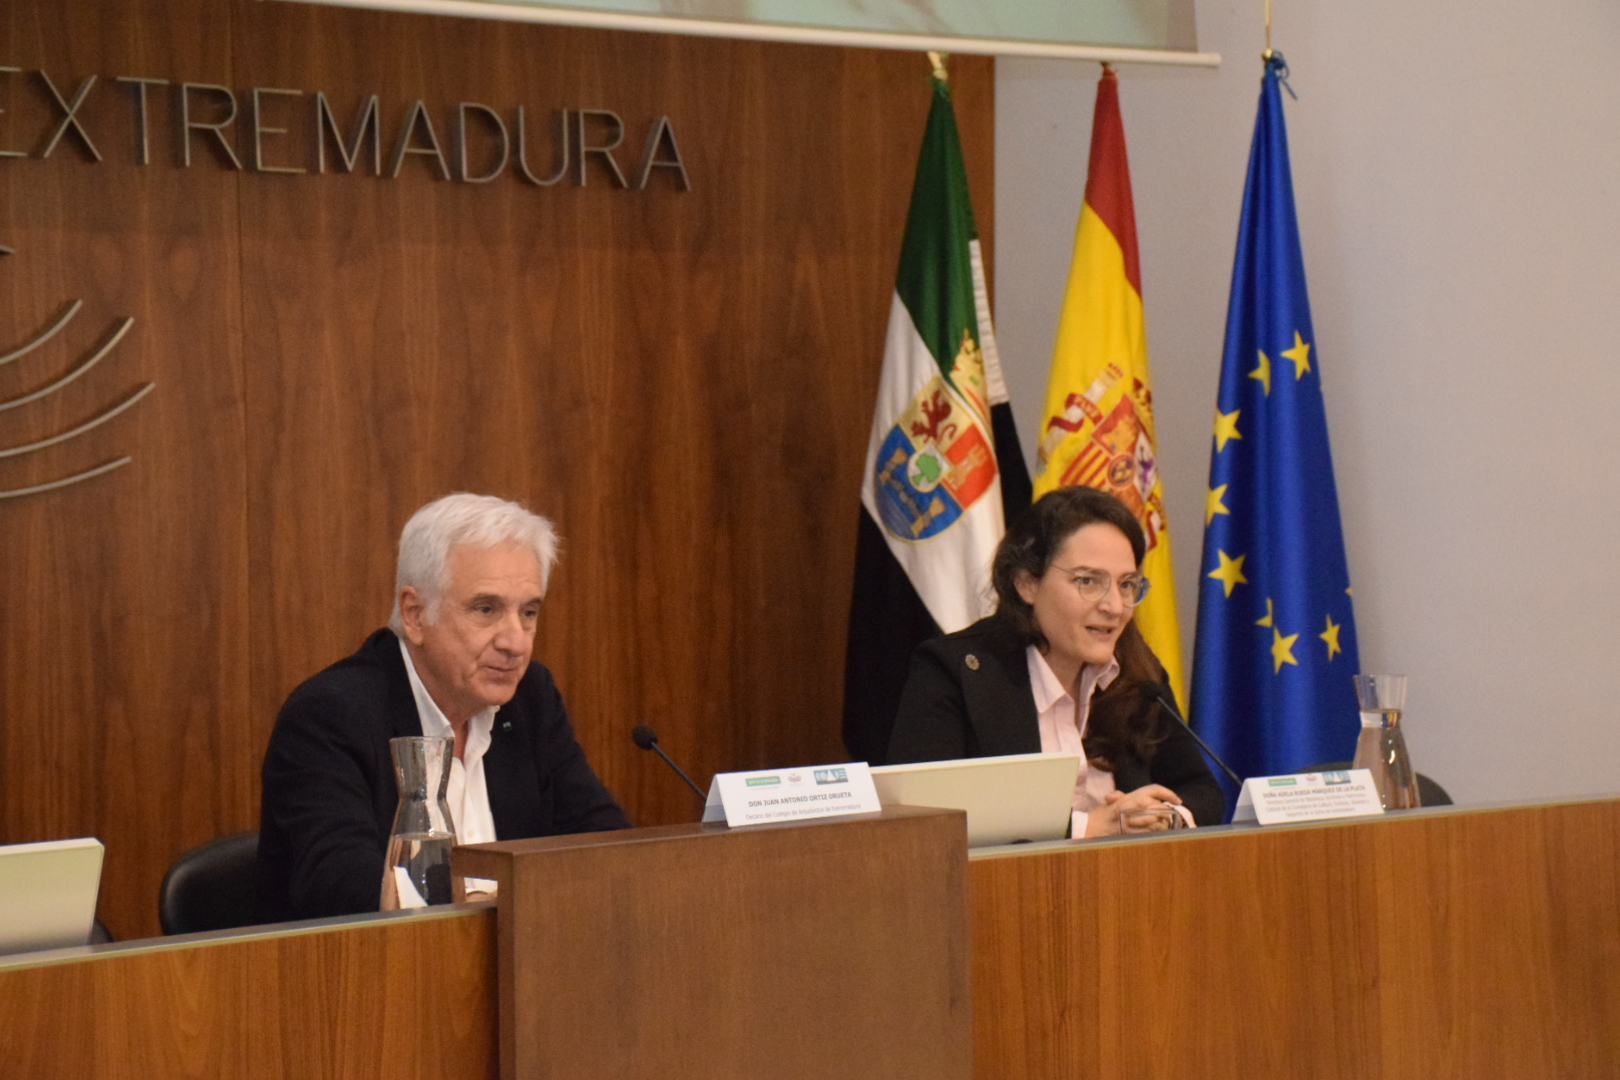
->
<box><xmin>1351</xmin><ymin>674</ymin><xmax>1420</xmax><ymax>810</ymax></box>
<box><xmin>380</xmin><ymin>735</ymin><xmax>464</xmax><ymax>909</ymax></box>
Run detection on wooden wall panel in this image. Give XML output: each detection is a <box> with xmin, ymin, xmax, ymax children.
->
<box><xmin>0</xmin><ymin>0</ymin><xmax>251</xmax><ymax>942</ymax></box>
<box><xmin>228</xmin><ymin>12</ymin><xmax>995</xmax><ymax>824</ymax></box>
<box><xmin>0</xmin><ymin>0</ymin><xmax>994</xmax><ymax>938</ymax></box>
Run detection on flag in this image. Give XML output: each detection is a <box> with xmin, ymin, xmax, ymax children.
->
<box><xmin>1033</xmin><ymin>67</ymin><xmax>1185</xmax><ymax>706</ymax></box>
<box><xmin>1190</xmin><ymin>55</ymin><xmax>1361</xmax><ymax>796</ymax></box>
<box><xmin>842</xmin><ymin>67</ymin><xmax>1030</xmax><ymax>765</ymax></box>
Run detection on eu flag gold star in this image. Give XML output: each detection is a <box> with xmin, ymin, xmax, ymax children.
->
<box><xmin>1283</xmin><ymin>331</ymin><xmax>1312</xmax><ymax>379</ymax></box>
<box><xmin>1250</xmin><ymin>350</ymin><xmax>1272</xmax><ymax>396</ymax></box>
<box><xmin>1207</xmin><ymin>550</ymin><xmax>1248</xmax><ymax>597</ymax></box>
<box><xmin>1320</xmin><ymin>615</ymin><xmax>1342</xmax><ymax>660</ymax></box>
<box><xmin>1256</xmin><ymin>597</ymin><xmax>1274</xmax><ymax>627</ymax></box>
<box><xmin>1206</xmin><ymin>484</ymin><xmax>1230</xmax><ymax>525</ymax></box>
<box><xmin>1213</xmin><ymin>409</ymin><xmax>1242</xmax><ymax>452</ymax></box>
<box><xmin>1271</xmin><ymin>627</ymin><xmax>1300</xmax><ymax>673</ymax></box>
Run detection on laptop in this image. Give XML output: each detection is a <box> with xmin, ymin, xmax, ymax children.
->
<box><xmin>0</xmin><ymin>837</ymin><xmax>105</xmax><ymax>955</ymax></box>
<box><xmin>871</xmin><ymin>753</ymin><xmax>1081</xmax><ymax>847</ymax></box>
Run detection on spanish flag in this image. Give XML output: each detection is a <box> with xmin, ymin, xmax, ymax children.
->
<box><xmin>1034</xmin><ymin>66</ymin><xmax>1185</xmax><ymax>706</ymax></box>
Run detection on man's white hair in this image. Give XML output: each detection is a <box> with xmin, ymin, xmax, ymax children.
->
<box><xmin>388</xmin><ymin>493</ymin><xmax>559</xmax><ymax>635</ymax></box>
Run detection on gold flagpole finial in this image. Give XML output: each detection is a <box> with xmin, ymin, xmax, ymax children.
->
<box><xmin>1262</xmin><ymin>0</ymin><xmax>1274</xmax><ymax>61</ymax></box>
<box><xmin>928</xmin><ymin>51</ymin><xmax>948</xmax><ymax>81</ymax></box>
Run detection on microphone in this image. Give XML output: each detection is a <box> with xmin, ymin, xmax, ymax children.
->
<box><xmin>1141</xmin><ymin>682</ymin><xmax>1243</xmax><ymax>787</ymax></box>
<box><xmin>631</xmin><ymin>724</ymin><xmax>706</xmax><ymax>801</ymax></box>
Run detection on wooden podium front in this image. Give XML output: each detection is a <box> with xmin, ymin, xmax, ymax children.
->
<box><xmin>967</xmin><ymin>796</ymin><xmax>1620</xmax><ymax>1079</ymax></box>
<box><xmin>4</xmin><ymin>798</ymin><xmax>1617</xmax><ymax>1078</ymax></box>
<box><xmin>455</xmin><ymin>806</ymin><xmax>969</xmax><ymax>1080</ymax></box>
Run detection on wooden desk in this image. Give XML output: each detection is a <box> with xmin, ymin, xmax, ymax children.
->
<box><xmin>0</xmin><ymin>904</ymin><xmax>497</xmax><ymax>1079</ymax></box>
<box><xmin>6</xmin><ymin>799</ymin><xmax>1617</xmax><ymax>1079</ymax></box>
<box><xmin>968</xmin><ymin>796</ymin><xmax>1620</xmax><ymax>1079</ymax></box>
<box><xmin>0</xmin><ymin>808</ymin><xmax>968</xmax><ymax>1080</ymax></box>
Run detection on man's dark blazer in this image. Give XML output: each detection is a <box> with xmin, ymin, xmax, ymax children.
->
<box><xmin>887</xmin><ymin>614</ymin><xmax>1224</xmax><ymax>827</ymax></box>
<box><xmin>258</xmin><ymin>629</ymin><xmax>630</xmax><ymax>921</ymax></box>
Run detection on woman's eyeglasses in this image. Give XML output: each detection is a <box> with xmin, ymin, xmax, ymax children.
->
<box><xmin>1053</xmin><ymin>566</ymin><xmax>1151</xmax><ymax>606</ymax></box>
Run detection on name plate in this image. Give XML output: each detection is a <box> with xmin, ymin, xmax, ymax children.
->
<box><xmin>702</xmin><ymin>763</ymin><xmax>881</xmax><ymax>828</ymax></box>
<box><xmin>1231</xmin><ymin>769</ymin><xmax>1385</xmax><ymax>826</ymax></box>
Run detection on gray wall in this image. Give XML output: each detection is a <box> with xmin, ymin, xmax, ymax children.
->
<box><xmin>995</xmin><ymin>1</ymin><xmax>1620</xmax><ymax>804</ymax></box>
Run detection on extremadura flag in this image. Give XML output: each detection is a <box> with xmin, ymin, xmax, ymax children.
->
<box><xmin>842</xmin><ymin>66</ymin><xmax>1029</xmax><ymax>764</ymax></box>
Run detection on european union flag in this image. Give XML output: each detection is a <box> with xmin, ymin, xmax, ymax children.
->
<box><xmin>1191</xmin><ymin>56</ymin><xmax>1360</xmax><ymax>801</ymax></box>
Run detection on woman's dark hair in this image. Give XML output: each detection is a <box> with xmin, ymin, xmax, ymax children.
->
<box><xmin>990</xmin><ymin>486</ymin><xmax>1167</xmax><ymax>770</ymax></box>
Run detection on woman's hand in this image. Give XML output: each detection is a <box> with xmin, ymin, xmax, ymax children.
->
<box><xmin>1085</xmin><ymin>784</ymin><xmax>1183</xmax><ymax>837</ymax></box>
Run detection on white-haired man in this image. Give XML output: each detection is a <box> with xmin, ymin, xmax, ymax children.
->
<box><xmin>258</xmin><ymin>494</ymin><xmax>629</xmax><ymax>921</ymax></box>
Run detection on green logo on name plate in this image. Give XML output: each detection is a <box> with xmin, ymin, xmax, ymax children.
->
<box><xmin>1267</xmin><ymin>777</ymin><xmax>1299</xmax><ymax>787</ymax></box>
<box><xmin>746</xmin><ymin>776</ymin><xmax>781</xmax><ymax>787</ymax></box>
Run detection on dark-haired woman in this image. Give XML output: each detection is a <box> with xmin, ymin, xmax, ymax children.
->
<box><xmin>888</xmin><ymin>486</ymin><xmax>1223</xmax><ymax>836</ymax></box>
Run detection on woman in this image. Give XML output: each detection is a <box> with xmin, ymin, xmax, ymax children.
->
<box><xmin>887</xmin><ymin>486</ymin><xmax>1224</xmax><ymax>835</ymax></box>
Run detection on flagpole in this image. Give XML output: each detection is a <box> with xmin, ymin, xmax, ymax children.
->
<box><xmin>1263</xmin><ymin>0</ymin><xmax>1273</xmax><ymax>60</ymax></box>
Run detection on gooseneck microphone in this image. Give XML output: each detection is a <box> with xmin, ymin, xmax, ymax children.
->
<box><xmin>631</xmin><ymin>724</ymin><xmax>707</xmax><ymax>801</ymax></box>
<box><xmin>1141</xmin><ymin>682</ymin><xmax>1243</xmax><ymax>787</ymax></box>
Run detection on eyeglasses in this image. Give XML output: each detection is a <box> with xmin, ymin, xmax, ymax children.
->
<box><xmin>1054</xmin><ymin>566</ymin><xmax>1151</xmax><ymax>606</ymax></box>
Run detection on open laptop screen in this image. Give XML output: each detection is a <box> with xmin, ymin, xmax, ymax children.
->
<box><xmin>871</xmin><ymin>753</ymin><xmax>1081</xmax><ymax>847</ymax></box>
<box><xmin>0</xmin><ymin>837</ymin><xmax>104</xmax><ymax>955</ymax></box>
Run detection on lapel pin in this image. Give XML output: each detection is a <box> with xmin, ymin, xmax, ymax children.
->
<box><xmin>965</xmin><ymin>654</ymin><xmax>980</xmax><ymax>670</ymax></box>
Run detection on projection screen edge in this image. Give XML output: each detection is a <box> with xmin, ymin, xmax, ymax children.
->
<box><xmin>272</xmin><ymin>0</ymin><xmax>1223</xmax><ymax>67</ymax></box>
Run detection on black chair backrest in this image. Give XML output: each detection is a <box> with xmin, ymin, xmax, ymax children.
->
<box><xmin>1414</xmin><ymin>773</ymin><xmax>1453</xmax><ymax>807</ymax></box>
<box><xmin>158</xmin><ymin>831</ymin><xmax>261</xmax><ymax>935</ymax></box>
<box><xmin>1300</xmin><ymin>761</ymin><xmax>1453</xmax><ymax>807</ymax></box>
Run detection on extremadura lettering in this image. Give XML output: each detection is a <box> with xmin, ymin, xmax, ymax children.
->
<box><xmin>0</xmin><ymin>67</ymin><xmax>690</xmax><ymax>191</ymax></box>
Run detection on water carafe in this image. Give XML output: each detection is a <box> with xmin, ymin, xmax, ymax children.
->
<box><xmin>380</xmin><ymin>735</ymin><xmax>464</xmax><ymax>909</ymax></box>
<box><xmin>1351</xmin><ymin>674</ymin><xmax>1420</xmax><ymax>810</ymax></box>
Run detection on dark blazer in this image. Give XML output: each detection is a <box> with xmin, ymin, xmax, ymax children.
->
<box><xmin>257</xmin><ymin>629</ymin><xmax>630</xmax><ymax>921</ymax></box>
<box><xmin>887</xmin><ymin>615</ymin><xmax>1225</xmax><ymax>827</ymax></box>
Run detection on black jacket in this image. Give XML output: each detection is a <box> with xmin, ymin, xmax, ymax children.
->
<box><xmin>887</xmin><ymin>615</ymin><xmax>1224</xmax><ymax>827</ymax></box>
<box><xmin>257</xmin><ymin>629</ymin><xmax>629</xmax><ymax>921</ymax></box>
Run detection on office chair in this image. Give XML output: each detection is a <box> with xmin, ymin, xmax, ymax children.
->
<box><xmin>158</xmin><ymin>831</ymin><xmax>261</xmax><ymax>935</ymax></box>
<box><xmin>1301</xmin><ymin>761</ymin><xmax>1453</xmax><ymax>807</ymax></box>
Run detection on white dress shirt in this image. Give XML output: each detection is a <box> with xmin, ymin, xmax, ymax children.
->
<box><xmin>399</xmin><ymin>639</ymin><xmax>499</xmax><ymax>894</ymax></box>
<box><xmin>1027</xmin><ymin>645</ymin><xmax>1119</xmax><ymax>838</ymax></box>
<box><xmin>1026</xmin><ymin>646</ymin><xmax>1195</xmax><ymax>836</ymax></box>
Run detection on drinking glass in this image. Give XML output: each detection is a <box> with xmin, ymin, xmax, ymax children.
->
<box><xmin>1118</xmin><ymin>806</ymin><xmax>1185</xmax><ymax>834</ymax></box>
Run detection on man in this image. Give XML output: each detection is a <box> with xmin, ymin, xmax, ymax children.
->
<box><xmin>258</xmin><ymin>494</ymin><xmax>629</xmax><ymax>921</ymax></box>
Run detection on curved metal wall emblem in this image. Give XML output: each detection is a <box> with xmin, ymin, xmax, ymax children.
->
<box><xmin>0</xmin><ymin>246</ymin><xmax>155</xmax><ymax>500</ymax></box>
